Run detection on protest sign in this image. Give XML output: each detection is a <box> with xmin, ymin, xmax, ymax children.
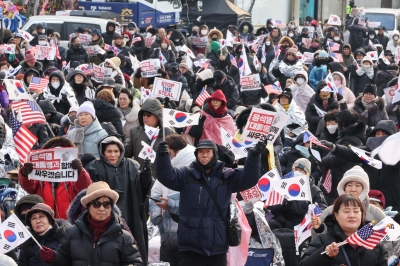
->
<box><xmin>84</xmin><ymin>45</ymin><xmax>104</xmax><ymax>56</ymax></box>
<box><xmin>79</xmin><ymin>34</ymin><xmax>92</xmax><ymax>46</ymax></box>
<box><xmin>152</xmin><ymin>78</ymin><xmax>183</xmax><ymax>101</ymax></box>
<box><xmin>55</xmin><ymin>10</ymin><xmax>71</xmax><ymax>16</ymax></box>
<box><xmin>140</xmin><ymin>59</ymin><xmax>161</xmax><ymax>78</ymax></box>
<box><xmin>91</xmin><ymin>64</ymin><xmax>112</xmax><ymax>83</ymax></box>
<box><xmin>302</xmin><ymin>38</ymin><xmax>312</xmax><ymax>49</ymax></box>
<box><xmin>192</xmin><ymin>36</ymin><xmax>208</xmax><ymax>48</ymax></box>
<box><xmin>396</xmin><ymin>47</ymin><xmax>400</xmax><ymax>63</ymax></box>
<box><xmin>144</xmin><ymin>37</ymin><xmax>156</xmax><ymax>48</ymax></box>
<box><xmin>368</xmin><ymin>21</ymin><xmax>381</xmax><ymax>28</ymax></box>
<box><xmin>35</xmin><ymin>46</ymin><xmax>56</xmax><ymax>60</ymax></box>
<box><xmin>240</xmin><ymin>185</ymin><xmax>262</xmax><ymax>203</ymax></box>
<box><xmin>384</xmin><ymin>86</ymin><xmax>396</xmax><ymax>104</ymax></box>
<box><xmin>241</xmin><ymin>108</ymin><xmax>277</xmax><ymax>142</ymax></box>
<box><xmin>266</xmin><ymin>111</ymin><xmax>289</xmax><ymax>145</ymax></box>
<box><xmin>303</xmin><ymin>52</ymin><xmax>314</xmax><ymax>64</ymax></box>
<box><xmin>240</xmin><ymin>74</ymin><xmax>262</xmax><ymax>91</ymax></box>
<box><xmin>306</xmin><ymin>27</ymin><xmax>314</xmax><ymax>38</ymax></box>
<box><xmin>27</xmin><ymin>147</ymin><xmax>78</xmax><ymax>182</ymax></box>
<box><xmin>373</xmin><ymin>216</ymin><xmax>400</xmax><ymax>241</ymax></box>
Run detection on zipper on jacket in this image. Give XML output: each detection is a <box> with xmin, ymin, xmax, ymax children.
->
<box><xmin>198</xmin><ymin>187</ymin><xmax>202</xmax><ymax>206</ymax></box>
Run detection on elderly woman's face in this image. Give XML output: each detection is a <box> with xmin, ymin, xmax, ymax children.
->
<box><xmin>88</xmin><ymin>196</ymin><xmax>113</xmax><ymax>222</ymax></box>
<box><xmin>78</xmin><ymin>112</ymin><xmax>94</xmax><ymax>127</ymax></box>
<box><xmin>30</xmin><ymin>211</ymin><xmax>51</xmax><ymax>234</ymax></box>
<box><xmin>334</xmin><ymin>203</ymin><xmax>362</xmax><ymax>235</ymax></box>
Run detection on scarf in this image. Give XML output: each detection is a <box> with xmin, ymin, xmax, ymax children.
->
<box><xmin>38</xmin><ymin>225</ymin><xmax>53</xmax><ymax>236</ymax></box>
<box><xmin>118</xmin><ymin>107</ymin><xmax>132</xmax><ymax>117</ymax></box>
<box><xmin>69</xmin><ymin>120</ymin><xmax>94</xmax><ymax>157</ymax></box>
<box><xmin>281</xmin><ymin>103</ymin><xmax>290</xmax><ymax>111</ymax></box>
<box><xmin>361</xmin><ymin>96</ymin><xmax>379</xmax><ymax>110</ymax></box>
<box><xmin>356</xmin><ymin>66</ymin><xmax>374</xmax><ymax>79</ymax></box>
<box><xmin>87</xmin><ymin>213</ymin><xmax>111</xmax><ymax>243</ymax></box>
<box><xmin>366</xmin><ymin>135</ymin><xmax>389</xmax><ymax>150</ymax></box>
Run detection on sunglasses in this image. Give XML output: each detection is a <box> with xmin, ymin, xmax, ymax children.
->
<box><xmin>143</xmin><ymin>111</ymin><xmax>154</xmax><ymax>117</ymax></box>
<box><xmin>91</xmin><ymin>200</ymin><xmax>112</xmax><ymax>209</ymax></box>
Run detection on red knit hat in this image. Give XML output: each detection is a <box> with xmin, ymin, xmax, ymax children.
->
<box><xmin>160</xmin><ymin>38</ymin><xmax>170</xmax><ymax>46</ymax></box>
<box><xmin>25</xmin><ymin>50</ymin><xmax>36</xmax><ymax>64</ymax></box>
<box><xmin>368</xmin><ymin>190</ymin><xmax>385</xmax><ymax>208</ymax></box>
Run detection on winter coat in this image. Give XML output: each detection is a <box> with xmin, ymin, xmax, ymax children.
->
<box><xmin>88</xmin><ymin>37</ymin><xmax>105</xmax><ymax>65</ymax></box>
<box><xmin>206</xmin><ymin>51</ymin><xmax>229</xmax><ymax>71</ymax></box>
<box><xmin>18</xmin><ymin>60</ymin><xmax>43</xmax><ymax>76</ymax></box>
<box><xmin>320</xmin><ymin>122</ymin><xmax>366</xmax><ymax>200</ymax></box>
<box><xmin>18</xmin><ymin>138</ymin><xmax>92</xmax><ymax>219</ymax></box>
<box><xmin>309</xmin><ymin>64</ymin><xmax>329</xmax><ymax>91</ymax></box>
<box><xmin>275</xmin><ymin>101</ymin><xmax>307</xmax><ymax>141</ymax></box>
<box><xmin>155</xmin><ymin>148</ymin><xmax>261</xmax><ymax>256</ymax></box>
<box><xmin>92</xmin><ymin>99</ymin><xmax>125</xmax><ymax>142</ymax></box>
<box><xmin>238</xmin><ymin>21</ymin><xmax>256</xmax><ymax>42</ymax></box>
<box><xmin>38</xmin><ymin>71</ymin><xmax>79</xmax><ymax>115</ymax></box>
<box><xmin>51</xmin><ymin>211</ymin><xmax>143</xmax><ymax>266</ymax></box>
<box><xmin>268</xmin><ymin>199</ymin><xmax>309</xmax><ymax>229</ymax></box>
<box><xmin>124</xmin><ymin>98</ymin><xmax>175</xmax><ymax>175</ymax></box>
<box><xmin>130</xmin><ymin>32</ymin><xmax>145</xmax><ymax>60</ymax></box>
<box><xmin>29</xmin><ymin>123</ymin><xmax>50</xmax><ymax>150</ymax></box>
<box><xmin>375</xmin><ymin>70</ymin><xmax>396</xmax><ymax>97</ymax></box>
<box><xmin>111</xmin><ymin>39</ymin><xmax>131</xmax><ymax>57</ymax></box>
<box><xmin>150</xmin><ymin>48</ymin><xmax>176</xmax><ymax>63</ymax></box>
<box><xmin>150</xmin><ymin>144</ymin><xmax>196</xmax><ymax>257</ymax></box>
<box><xmin>387</xmin><ymin>34</ymin><xmax>400</xmax><ymax>56</ymax></box>
<box><xmin>289</xmin><ymin>71</ymin><xmax>315</xmax><ymax>112</ymax></box>
<box><xmin>376</xmin><ymin>33</ymin><xmax>389</xmax><ymax>50</ymax></box>
<box><xmin>333</xmin><ymin>71</ymin><xmax>356</xmax><ymax>108</ymax></box>
<box><xmin>86</xmin><ymin>136</ymin><xmax>152</xmax><ymax>264</ymax></box>
<box><xmin>272</xmin><ymin>57</ymin><xmax>303</xmax><ymax>88</ymax></box>
<box><xmin>150</xmin><ymin>36</ymin><xmax>177</xmax><ymax>55</ymax></box>
<box><xmin>120</xmin><ymin>101</ymin><xmax>140</xmax><ymax>140</ymax></box>
<box><xmin>347</xmin><ymin>18</ymin><xmax>367</xmax><ymax>51</ymax></box>
<box><xmin>348</xmin><ymin>63</ymin><xmax>377</xmax><ymax>96</ymax></box>
<box><xmin>362</xmin><ymin>37</ymin><xmax>380</xmax><ymax>53</ymax></box>
<box><xmin>305</xmin><ymin>85</ymin><xmax>342</xmax><ymax>135</ymax></box>
<box><xmin>37</xmin><ymin>100</ymin><xmax>64</xmax><ymax>125</ymax></box>
<box><xmin>257</xmin><ymin>43</ymin><xmax>275</xmax><ymax>70</ymax></box>
<box><xmin>19</xmin><ymin>220</ymin><xmax>71</xmax><ymax>266</ymax></box>
<box><xmin>67</xmin><ymin>118</ymin><xmax>108</xmax><ymax>159</ymax></box>
<box><xmin>214</xmin><ymin>76</ymin><xmax>239</xmax><ymax>110</ymax></box>
<box><xmin>352</xmin><ymin>96</ymin><xmax>388</xmax><ymax>129</ymax></box>
<box><xmin>66</xmin><ymin>45</ymin><xmax>89</xmax><ymax>64</ymax></box>
<box><xmin>239</xmin><ymin>84</ymin><xmax>268</xmax><ymax>106</ymax></box>
<box><xmin>300</xmin><ymin>215</ymin><xmax>388</xmax><ymax>266</ymax></box>
<box><xmin>101</xmin><ymin>21</ymin><xmax>119</xmax><ymax>45</ymax></box>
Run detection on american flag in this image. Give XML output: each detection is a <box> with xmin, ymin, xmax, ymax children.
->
<box><xmin>329</xmin><ymin>52</ymin><xmax>343</xmax><ymax>63</ymax></box>
<box><xmin>273</xmin><ymin>20</ymin><xmax>286</xmax><ymax>28</ymax></box>
<box><xmin>195</xmin><ymin>86</ymin><xmax>211</xmax><ymax>106</ymax></box>
<box><xmin>10</xmin><ymin>101</ymin><xmax>46</xmax><ymax>125</ymax></box>
<box><xmin>313</xmin><ymin>204</ymin><xmax>322</xmax><ymax>218</ymax></box>
<box><xmin>29</xmin><ymin>77</ymin><xmax>49</xmax><ymax>92</ymax></box>
<box><xmin>264</xmin><ymin>190</ymin><xmax>283</xmax><ymax>208</ymax></box>
<box><xmin>104</xmin><ymin>44</ymin><xmax>121</xmax><ymax>55</ymax></box>
<box><xmin>9</xmin><ymin>112</ymin><xmax>37</xmax><ymax>163</ymax></box>
<box><xmin>329</xmin><ymin>41</ymin><xmax>340</xmax><ymax>52</ymax></box>
<box><xmin>346</xmin><ymin>223</ymin><xmax>387</xmax><ymax>250</ymax></box>
<box><xmin>322</xmin><ymin>169</ymin><xmax>332</xmax><ymax>193</ymax></box>
<box><xmin>282</xmin><ymin>170</ymin><xmax>294</xmax><ymax>179</ymax></box>
<box><xmin>303</xmin><ymin>130</ymin><xmax>322</xmax><ymax>145</ymax></box>
<box><xmin>230</xmin><ymin>54</ymin><xmax>238</xmax><ymax>68</ymax></box>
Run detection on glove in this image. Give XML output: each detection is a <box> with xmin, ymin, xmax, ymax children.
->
<box><xmin>320</xmin><ymin>140</ymin><xmax>334</xmax><ymax>150</ymax></box>
<box><xmin>40</xmin><ymin>246</ymin><xmax>55</xmax><ymax>263</ymax></box>
<box><xmin>21</xmin><ymin>163</ymin><xmax>34</xmax><ymax>177</ymax></box>
<box><xmin>135</xmin><ymin>67</ymin><xmax>142</xmax><ymax>78</ymax></box>
<box><xmin>71</xmin><ymin>159</ymin><xmax>83</xmax><ymax>173</ymax></box>
<box><xmin>251</xmin><ymin>141</ymin><xmax>266</xmax><ymax>156</ymax></box>
<box><xmin>142</xmin><ymin>158</ymin><xmax>151</xmax><ymax>171</ymax></box>
<box><xmin>157</xmin><ymin>141</ymin><xmax>169</xmax><ymax>157</ymax></box>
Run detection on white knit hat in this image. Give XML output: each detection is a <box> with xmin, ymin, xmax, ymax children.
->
<box><xmin>337</xmin><ymin>165</ymin><xmax>370</xmax><ymax>201</ymax></box>
<box><xmin>77</xmin><ymin>101</ymin><xmax>96</xmax><ymax>119</ymax></box>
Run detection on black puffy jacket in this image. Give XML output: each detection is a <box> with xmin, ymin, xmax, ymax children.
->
<box><xmin>101</xmin><ymin>21</ymin><xmax>118</xmax><ymax>45</ymax></box>
<box><xmin>214</xmin><ymin>76</ymin><xmax>239</xmax><ymax>110</ymax></box>
<box><xmin>374</xmin><ymin>70</ymin><xmax>396</xmax><ymax>97</ymax></box>
<box><xmin>66</xmin><ymin>45</ymin><xmax>89</xmax><ymax>64</ymax></box>
<box><xmin>37</xmin><ymin>100</ymin><xmax>63</xmax><ymax>125</ymax></box>
<box><xmin>92</xmin><ymin>99</ymin><xmax>125</xmax><ymax>142</ymax></box>
<box><xmin>51</xmin><ymin>211</ymin><xmax>144</xmax><ymax>266</ymax></box>
<box><xmin>19</xmin><ymin>219</ymin><xmax>70</xmax><ymax>266</ymax></box>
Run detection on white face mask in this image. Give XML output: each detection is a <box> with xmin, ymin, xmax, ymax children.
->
<box><xmin>334</xmin><ymin>37</ymin><xmax>340</xmax><ymax>41</ymax></box>
<box><xmin>289</xmin><ymin>33</ymin><xmax>294</xmax><ymax>37</ymax></box>
<box><xmin>327</xmin><ymin>124</ymin><xmax>338</xmax><ymax>134</ymax></box>
<box><xmin>129</xmin><ymin>30</ymin><xmax>135</xmax><ymax>35</ymax></box>
<box><xmin>369</xmin><ymin>35</ymin><xmax>375</xmax><ymax>39</ymax></box>
<box><xmin>363</xmin><ymin>64</ymin><xmax>371</xmax><ymax>69</ymax></box>
<box><xmin>146</xmin><ymin>32</ymin><xmax>152</xmax><ymax>38</ymax></box>
<box><xmin>201</xmin><ymin>30</ymin><xmax>207</xmax><ymax>35</ymax></box>
<box><xmin>394</xmin><ymin>36</ymin><xmax>399</xmax><ymax>41</ymax></box>
<box><xmin>293</xmin><ymin>170</ymin><xmax>306</xmax><ymax>177</ymax></box>
<box><xmin>123</xmin><ymin>38</ymin><xmax>129</xmax><ymax>43</ymax></box>
<box><xmin>51</xmin><ymin>82</ymin><xmax>60</xmax><ymax>89</ymax></box>
<box><xmin>243</xmin><ymin>26</ymin><xmax>249</xmax><ymax>30</ymax></box>
<box><xmin>161</xmin><ymin>43</ymin><xmax>168</xmax><ymax>49</ymax></box>
<box><xmin>296</xmin><ymin>78</ymin><xmax>305</xmax><ymax>85</ymax></box>
<box><xmin>265</xmin><ymin>41</ymin><xmax>271</xmax><ymax>46</ymax></box>
<box><xmin>39</xmin><ymin>41</ymin><xmax>47</xmax><ymax>46</ymax></box>
<box><xmin>289</xmin><ymin>25</ymin><xmax>295</xmax><ymax>29</ymax></box>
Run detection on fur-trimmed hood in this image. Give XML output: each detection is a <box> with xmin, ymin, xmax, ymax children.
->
<box><xmin>238</xmin><ymin>21</ymin><xmax>254</xmax><ymax>33</ymax></box>
<box><xmin>112</xmin><ymin>39</ymin><xmax>127</xmax><ymax>48</ymax></box>
<box><xmin>25</xmin><ymin>219</ymin><xmax>71</xmax><ymax>246</ymax></box>
<box><xmin>279</xmin><ymin>36</ymin><xmax>295</xmax><ymax>47</ymax></box>
<box><xmin>170</xmin><ymin>29</ymin><xmax>184</xmax><ymax>41</ymax></box>
<box><xmin>354</xmin><ymin>95</ymin><xmax>385</xmax><ymax>111</ymax></box>
<box><xmin>207</xmin><ymin>29</ymin><xmax>223</xmax><ymax>42</ymax></box>
<box><xmin>42</xmin><ymin>137</ymin><xmax>75</xmax><ymax>149</ymax></box>
<box><xmin>255</xmin><ymin>27</ymin><xmax>267</xmax><ymax>36</ymax></box>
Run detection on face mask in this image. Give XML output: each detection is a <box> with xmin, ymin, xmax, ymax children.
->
<box><xmin>170</xmin><ymin>68</ymin><xmax>178</xmax><ymax>74</ymax></box>
<box><xmin>265</xmin><ymin>41</ymin><xmax>271</xmax><ymax>46</ymax></box>
<box><xmin>161</xmin><ymin>43</ymin><xmax>168</xmax><ymax>49</ymax></box>
<box><xmin>394</xmin><ymin>36</ymin><xmax>399</xmax><ymax>41</ymax></box>
<box><xmin>289</xmin><ymin>25</ymin><xmax>295</xmax><ymax>29</ymax></box>
<box><xmin>293</xmin><ymin>170</ymin><xmax>306</xmax><ymax>177</ymax></box>
<box><xmin>334</xmin><ymin>37</ymin><xmax>340</xmax><ymax>41</ymax></box>
<box><xmin>243</xmin><ymin>26</ymin><xmax>249</xmax><ymax>30</ymax></box>
<box><xmin>39</xmin><ymin>41</ymin><xmax>47</xmax><ymax>46</ymax></box>
<box><xmin>326</xmin><ymin>124</ymin><xmax>338</xmax><ymax>134</ymax></box>
<box><xmin>146</xmin><ymin>32</ymin><xmax>152</xmax><ymax>38</ymax></box>
<box><xmin>363</xmin><ymin>64</ymin><xmax>371</xmax><ymax>69</ymax></box>
<box><xmin>74</xmin><ymin>43</ymin><xmax>81</xmax><ymax>48</ymax></box>
<box><xmin>295</xmin><ymin>144</ymin><xmax>310</xmax><ymax>158</ymax></box>
<box><xmin>51</xmin><ymin>81</ymin><xmax>60</xmax><ymax>89</ymax></box>
<box><xmin>192</xmin><ymin>31</ymin><xmax>198</xmax><ymax>36</ymax></box>
<box><xmin>123</xmin><ymin>38</ymin><xmax>129</xmax><ymax>43</ymax></box>
<box><xmin>129</xmin><ymin>30</ymin><xmax>135</xmax><ymax>35</ymax></box>
<box><xmin>334</xmin><ymin>80</ymin><xmax>342</xmax><ymax>87</ymax></box>
<box><xmin>201</xmin><ymin>30</ymin><xmax>207</xmax><ymax>35</ymax></box>
<box><xmin>369</xmin><ymin>35</ymin><xmax>375</xmax><ymax>39</ymax></box>
<box><xmin>212</xmin><ymin>38</ymin><xmax>218</xmax><ymax>41</ymax></box>
<box><xmin>289</xmin><ymin>33</ymin><xmax>294</xmax><ymax>37</ymax></box>
<box><xmin>311</xmin><ymin>43</ymin><xmax>319</xmax><ymax>48</ymax></box>
<box><xmin>296</xmin><ymin>78</ymin><xmax>305</xmax><ymax>85</ymax></box>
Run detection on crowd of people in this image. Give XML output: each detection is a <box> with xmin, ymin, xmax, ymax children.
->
<box><xmin>0</xmin><ymin>9</ymin><xmax>399</xmax><ymax>266</ymax></box>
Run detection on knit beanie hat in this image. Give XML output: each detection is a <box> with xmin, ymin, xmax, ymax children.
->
<box><xmin>179</xmin><ymin>62</ymin><xmax>189</xmax><ymax>70</ymax></box>
<box><xmin>368</xmin><ymin>190</ymin><xmax>386</xmax><ymax>208</ymax></box>
<box><xmin>361</xmin><ymin>56</ymin><xmax>373</xmax><ymax>65</ymax></box>
<box><xmin>211</xmin><ymin>41</ymin><xmax>220</xmax><ymax>53</ymax></box>
<box><xmin>97</xmin><ymin>89</ymin><xmax>115</xmax><ymax>102</ymax></box>
<box><xmin>105</xmin><ymin>57</ymin><xmax>121</xmax><ymax>70</ymax></box>
<box><xmin>278</xmin><ymin>88</ymin><xmax>293</xmax><ymax>103</ymax></box>
<box><xmin>287</xmin><ymin>47</ymin><xmax>297</xmax><ymax>55</ymax></box>
<box><xmin>363</xmin><ymin>84</ymin><xmax>377</xmax><ymax>96</ymax></box>
<box><xmin>318</xmin><ymin>50</ymin><xmax>329</xmax><ymax>58</ymax></box>
<box><xmin>337</xmin><ymin>165</ymin><xmax>370</xmax><ymax>201</ymax></box>
<box><xmin>77</xmin><ymin>101</ymin><xmax>96</xmax><ymax>119</ymax></box>
<box><xmin>26</xmin><ymin>203</ymin><xmax>55</xmax><ymax>228</ymax></box>
<box><xmin>292</xmin><ymin>158</ymin><xmax>311</xmax><ymax>175</ymax></box>
<box><xmin>25</xmin><ymin>50</ymin><xmax>36</xmax><ymax>64</ymax></box>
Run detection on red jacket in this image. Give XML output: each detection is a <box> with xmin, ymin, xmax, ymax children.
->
<box><xmin>18</xmin><ymin>169</ymin><xmax>92</xmax><ymax>219</ymax></box>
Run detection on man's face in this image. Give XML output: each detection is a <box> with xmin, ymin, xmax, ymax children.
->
<box><xmin>108</xmin><ymin>25</ymin><xmax>114</xmax><ymax>32</ymax></box>
<box><xmin>378</xmin><ymin>29</ymin><xmax>384</xmax><ymax>35</ymax></box>
<box><xmin>158</xmin><ymin>29</ymin><xmax>166</xmax><ymax>39</ymax></box>
<box><xmin>197</xmin><ymin>149</ymin><xmax>214</xmax><ymax>165</ymax></box>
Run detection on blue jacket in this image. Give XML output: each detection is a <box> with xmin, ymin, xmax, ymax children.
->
<box><xmin>309</xmin><ymin>65</ymin><xmax>328</xmax><ymax>91</ymax></box>
<box><xmin>155</xmin><ymin>153</ymin><xmax>261</xmax><ymax>256</ymax></box>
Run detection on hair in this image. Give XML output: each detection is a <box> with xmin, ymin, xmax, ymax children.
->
<box><xmin>332</xmin><ymin>194</ymin><xmax>366</xmax><ymax>225</ymax></box>
<box><xmin>0</xmin><ymin>61</ymin><xmax>9</xmax><ymax>69</ymax></box>
<box><xmin>165</xmin><ymin>134</ymin><xmax>188</xmax><ymax>152</ymax></box>
<box><xmin>324</xmin><ymin>110</ymin><xmax>339</xmax><ymax>123</ymax></box>
<box><xmin>85</xmin><ymin>28</ymin><xmax>92</xmax><ymax>34</ymax></box>
<box><xmin>71</xmin><ymin>36</ymin><xmax>79</xmax><ymax>43</ymax></box>
<box><xmin>117</xmin><ymin>88</ymin><xmax>134</xmax><ymax>108</ymax></box>
<box><xmin>54</xmin><ymin>32</ymin><xmax>60</xmax><ymax>40</ymax></box>
<box><xmin>101</xmin><ymin>141</ymin><xmax>121</xmax><ymax>155</ymax></box>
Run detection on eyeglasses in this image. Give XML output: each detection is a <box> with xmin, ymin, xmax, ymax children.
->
<box><xmin>91</xmin><ymin>200</ymin><xmax>112</xmax><ymax>209</ymax></box>
<box><xmin>143</xmin><ymin>111</ymin><xmax>154</xmax><ymax>117</ymax></box>
<box><xmin>30</xmin><ymin>214</ymin><xmax>47</xmax><ymax>222</ymax></box>
<box><xmin>286</xmin><ymin>53</ymin><xmax>296</xmax><ymax>57</ymax></box>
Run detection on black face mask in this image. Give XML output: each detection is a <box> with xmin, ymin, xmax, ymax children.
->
<box><xmin>192</xmin><ymin>31</ymin><xmax>198</xmax><ymax>36</ymax></box>
<box><xmin>211</xmin><ymin>38</ymin><xmax>218</xmax><ymax>42</ymax></box>
<box><xmin>69</xmin><ymin>115</ymin><xmax>76</xmax><ymax>123</ymax></box>
<box><xmin>170</xmin><ymin>68</ymin><xmax>178</xmax><ymax>74</ymax></box>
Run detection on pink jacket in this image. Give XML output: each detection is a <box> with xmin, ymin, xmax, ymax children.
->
<box><xmin>333</xmin><ymin>72</ymin><xmax>356</xmax><ymax>108</ymax></box>
<box><xmin>199</xmin><ymin>111</ymin><xmax>236</xmax><ymax>145</ymax></box>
